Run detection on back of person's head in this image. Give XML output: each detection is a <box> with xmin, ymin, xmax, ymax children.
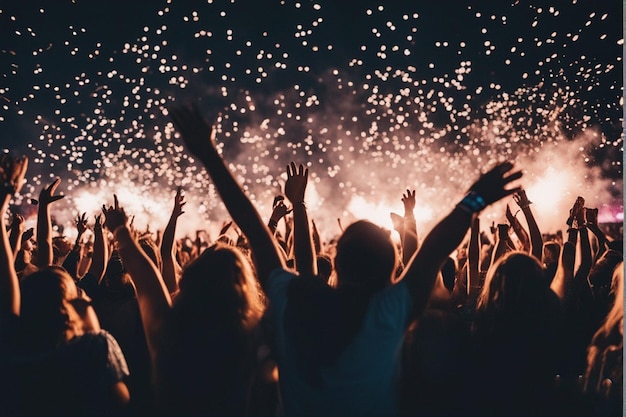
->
<box><xmin>101</xmin><ymin>256</ymin><xmax>135</xmax><ymax>296</ymax></box>
<box><xmin>476</xmin><ymin>252</ymin><xmax>557</xmax><ymax>334</ymax></box>
<box><xmin>160</xmin><ymin>244</ymin><xmax>264</xmax><ymax>415</ymax></box>
<box><xmin>175</xmin><ymin>243</ymin><xmax>263</xmax><ymax>329</ymax></box>
<box><xmin>334</xmin><ymin>220</ymin><xmax>397</xmax><ymax>291</ymax></box>
<box><xmin>19</xmin><ymin>266</ymin><xmax>78</xmax><ymax>351</ymax></box>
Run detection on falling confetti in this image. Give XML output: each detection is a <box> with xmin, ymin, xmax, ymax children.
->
<box><xmin>0</xmin><ymin>0</ymin><xmax>622</xmax><ymax>240</ymax></box>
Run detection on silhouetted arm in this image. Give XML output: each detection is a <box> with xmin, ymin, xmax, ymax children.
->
<box><xmin>103</xmin><ymin>195</ymin><xmax>171</xmax><ymax>363</ymax></box>
<box><xmin>170</xmin><ymin>105</ymin><xmax>285</xmax><ymax>289</ymax></box>
<box><xmin>36</xmin><ymin>178</ymin><xmax>64</xmax><ymax>267</ymax></box>
<box><xmin>513</xmin><ymin>189</ymin><xmax>543</xmax><ymax>260</ymax></box>
<box><xmin>8</xmin><ymin>213</ymin><xmax>25</xmax><ymax>260</ymax></box>
<box><xmin>401</xmin><ymin>162</ymin><xmax>522</xmax><ymax>319</ymax></box>
<box><xmin>87</xmin><ymin>214</ymin><xmax>108</xmax><ymax>283</ymax></box>
<box><xmin>506</xmin><ymin>204</ymin><xmax>530</xmax><ymax>253</ymax></box>
<box><xmin>0</xmin><ymin>155</ymin><xmax>28</xmax><ymax>316</ymax></box>
<box><xmin>401</xmin><ymin>189</ymin><xmax>418</xmax><ymax>265</ymax></box>
<box><xmin>467</xmin><ymin>215</ymin><xmax>481</xmax><ymax>303</ymax></box>
<box><xmin>284</xmin><ymin>162</ymin><xmax>316</xmax><ymax>277</ymax></box>
<box><xmin>160</xmin><ymin>187</ymin><xmax>185</xmax><ymax>294</ymax></box>
<box><xmin>550</xmin><ymin>197</ymin><xmax>583</xmax><ymax>300</ymax></box>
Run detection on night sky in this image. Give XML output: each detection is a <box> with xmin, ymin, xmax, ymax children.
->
<box><xmin>0</xmin><ymin>0</ymin><xmax>623</xmax><ymax>238</ymax></box>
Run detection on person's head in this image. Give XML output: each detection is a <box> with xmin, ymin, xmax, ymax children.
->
<box><xmin>101</xmin><ymin>256</ymin><xmax>135</xmax><ymax>294</ymax></box>
<box><xmin>19</xmin><ymin>266</ymin><xmax>82</xmax><ymax>350</ymax></box>
<box><xmin>175</xmin><ymin>243</ymin><xmax>263</xmax><ymax>328</ymax></box>
<box><xmin>333</xmin><ymin>220</ymin><xmax>397</xmax><ymax>291</ymax></box>
<box><xmin>477</xmin><ymin>251</ymin><xmax>553</xmax><ymax>321</ymax></box>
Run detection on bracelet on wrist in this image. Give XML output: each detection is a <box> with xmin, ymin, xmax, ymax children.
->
<box><xmin>457</xmin><ymin>191</ymin><xmax>487</xmax><ymax>214</ymax></box>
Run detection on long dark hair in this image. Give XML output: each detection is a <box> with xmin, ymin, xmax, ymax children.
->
<box><xmin>157</xmin><ymin>243</ymin><xmax>264</xmax><ymax>416</ymax></box>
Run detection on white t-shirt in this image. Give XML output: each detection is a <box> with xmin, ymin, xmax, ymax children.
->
<box><xmin>266</xmin><ymin>268</ymin><xmax>413</xmax><ymax>417</ymax></box>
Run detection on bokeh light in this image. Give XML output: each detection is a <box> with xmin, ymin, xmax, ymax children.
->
<box><xmin>0</xmin><ymin>0</ymin><xmax>622</xmax><ymax>241</ymax></box>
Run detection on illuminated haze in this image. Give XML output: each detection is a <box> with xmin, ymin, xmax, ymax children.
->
<box><xmin>0</xmin><ymin>1</ymin><xmax>622</xmax><ymax>242</ymax></box>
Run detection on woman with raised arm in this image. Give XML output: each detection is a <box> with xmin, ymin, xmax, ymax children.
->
<box><xmin>160</xmin><ymin>186</ymin><xmax>186</xmax><ymax>295</ymax></box>
<box><xmin>0</xmin><ymin>156</ymin><xmax>131</xmax><ymax>416</ymax></box>
<box><xmin>170</xmin><ymin>104</ymin><xmax>522</xmax><ymax>416</ymax></box>
<box><xmin>103</xmin><ymin>191</ymin><xmax>269</xmax><ymax>416</ymax></box>
<box><xmin>470</xmin><ymin>251</ymin><xmax>561</xmax><ymax>416</ymax></box>
<box><xmin>513</xmin><ymin>188</ymin><xmax>543</xmax><ymax>260</ymax></box>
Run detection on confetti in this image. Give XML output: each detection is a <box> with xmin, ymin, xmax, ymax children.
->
<box><xmin>0</xmin><ymin>1</ymin><xmax>622</xmax><ymax>240</ymax></box>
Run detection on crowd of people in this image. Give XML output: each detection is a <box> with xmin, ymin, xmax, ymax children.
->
<box><xmin>0</xmin><ymin>104</ymin><xmax>622</xmax><ymax>416</ymax></box>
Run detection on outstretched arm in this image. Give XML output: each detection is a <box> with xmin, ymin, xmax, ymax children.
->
<box><xmin>160</xmin><ymin>186</ymin><xmax>185</xmax><ymax>294</ymax></box>
<box><xmin>506</xmin><ymin>204</ymin><xmax>530</xmax><ymax>253</ymax></box>
<box><xmin>467</xmin><ymin>215</ymin><xmax>481</xmax><ymax>304</ymax></box>
<box><xmin>550</xmin><ymin>197</ymin><xmax>583</xmax><ymax>300</ymax></box>
<box><xmin>87</xmin><ymin>214</ymin><xmax>108</xmax><ymax>283</ymax></box>
<box><xmin>0</xmin><ymin>155</ymin><xmax>28</xmax><ymax>316</ymax></box>
<box><xmin>8</xmin><ymin>213</ymin><xmax>25</xmax><ymax>260</ymax></box>
<box><xmin>36</xmin><ymin>178</ymin><xmax>64</xmax><ymax>268</ymax></box>
<box><xmin>513</xmin><ymin>189</ymin><xmax>543</xmax><ymax>260</ymax></box>
<box><xmin>401</xmin><ymin>162</ymin><xmax>522</xmax><ymax>319</ymax></box>
<box><xmin>401</xmin><ymin>189</ymin><xmax>418</xmax><ymax>265</ymax></box>
<box><xmin>284</xmin><ymin>162</ymin><xmax>317</xmax><ymax>277</ymax></box>
<box><xmin>103</xmin><ymin>195</ymin><xmax>171</xmax><ymax>363</ymax></box>
<box><xmin>62</xmin><ymin>213</ymin><xmax>88</xmax><ymax>279</ymax></box>
<box><xmin>170</xmin><ymin>105</ymin><xmax>285</xmax><ymax>289</ymax></box>
<box><xmin>268</xmin><ymin>196</ymin><xmax>291</xmax><ymax>235</ymax></box>
<box><xmin>490</xmin><ymin>223</ymin><xmax>511</xmax><ymax>267</ymax></box>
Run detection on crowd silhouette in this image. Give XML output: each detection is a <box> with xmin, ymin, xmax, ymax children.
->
<box><xmin>0</xmin><ymin>103</ymin><xmax>622</xmax><ymax>416</ymax></box>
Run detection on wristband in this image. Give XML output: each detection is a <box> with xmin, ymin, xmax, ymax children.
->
<box><xmin>457</xmin><ymin>191</ymin><xmax>487</xmax><ymax>214</ymax></box>
<box><xmin>268</xmin><ymin>219</ymin><xmax>278</xmax><ymax>228</ymax></box>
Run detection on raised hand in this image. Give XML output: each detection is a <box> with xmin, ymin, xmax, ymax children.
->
<box><xmin>170</xmin><ymin>104</ymin><xmax>217</xmax><ymax>159</ymax></box>
<box><xmin>283</xmin><ymin>162</ymin><xmax>315</xmax><ymax>276</ymax></box>
<box><xmin>22</xmin><ymin>228</ymin><xmax>34</xmax><ymax>242</ymax></box>
<box><xmin>271</xmin><ymin>199</ymin><xmax>292</xmax><ymax>223</ymax></box>
<box><xmin>512</xmin><ymin>188</ymin><xmax>532</xmax><ymax>208</ymax></box>
<box><xmin>0</xmin><ymin>155</ymin><xmax>28</xmax><ymax>196</ymax></box>
<box><xmin>102</xmin><ymin>195</ymin><xmax>128</xmax><ymax>233</ymax></box>
<box><xmin>94</xmin><ymin>214</ymin><xmax>103</xmax><ymax>230</ymax></box>
<box><xmin>10</xmin><ymin>213</ymin><xmax>25</xmax><ymax>235</ymax></box>
<box><xmin>172</xmin><ymin>186</ymin><xmax>186</xmax><ymax>218</ymax></box>
<box><xmin>38</xmin><ymin>178</ymin><xmax>65</xmax><ymax>206</ymax></box>
<box><xmin>466</xmin><ymin>162</ymin><xmax>522</xmax><ymax>209</ymax></box>
<box><xmin>401</xmin><ymin>189</ymin><xmax>416</xmax><ymax>216</ymax></box>
<box><xmin>76</xmin><ymin>212</ymin><xmax>88</xmax><ymax>236</ymax></box>
<box><xmin>284</xmin><ymin>162</ymin><xmax>308</xmax><ymax>204</ymax></box>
